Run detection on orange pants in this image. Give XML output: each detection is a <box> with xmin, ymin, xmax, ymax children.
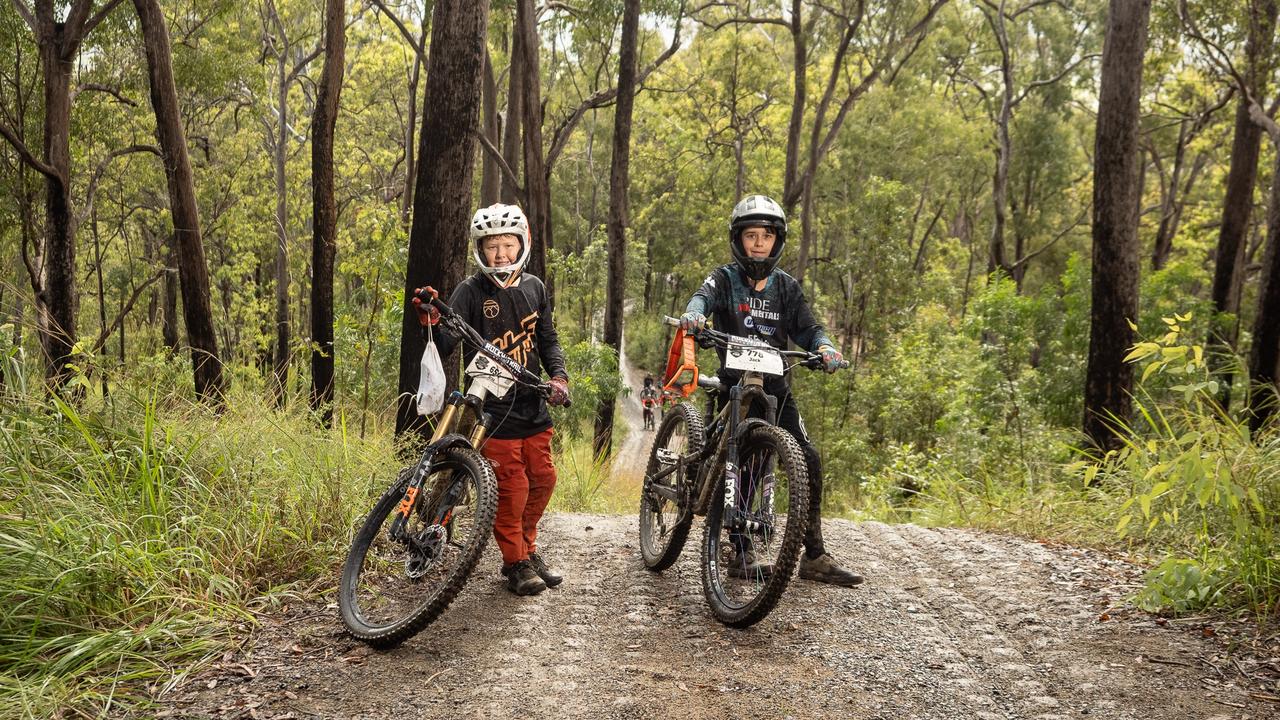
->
<box><xmin>480</xmin><ymin>428</ymin><xmax>557</xmax><ymax>565</ymax></box>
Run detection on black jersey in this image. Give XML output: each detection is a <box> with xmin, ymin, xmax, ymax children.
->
<box><xmin>687</xmin><ymin>264</ymin><xmax>833</xmax><ymax>391</ymax></box>
<box><xmin>434</xmin><ymin>272</ymin><xmax>568</xmax><ymax>439</ymax></box>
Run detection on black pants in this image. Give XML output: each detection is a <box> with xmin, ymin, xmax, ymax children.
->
<box><xmin>717</xmin><ymin>384</ymin><xmax>825</xmax><ymax>557</ymax></box>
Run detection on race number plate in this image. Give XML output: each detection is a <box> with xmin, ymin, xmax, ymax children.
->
<box><xmin>465</xmin><ymin>351</ymin><xmax>516</xmax><ymax>398</ymax></box>
<box><xmin>723</xmin><ymin>335</ymin><xmax>784</xmax><ymax>376</ymax></box>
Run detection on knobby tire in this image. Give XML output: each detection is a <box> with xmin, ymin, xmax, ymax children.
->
<box><xmin>339</xmin><ymin>446</ymin><xmax>498</xmax><ymax>648</ymax></box>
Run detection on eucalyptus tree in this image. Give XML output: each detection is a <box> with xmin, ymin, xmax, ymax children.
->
<box><xmin>1249</xmin><ymin>118</ymin><xmax>1280</xmax><ymax>432</ymax></box>
<box><xmin>1179</xmin><ymin>2</ymin><xmax>1280</xmax><ymax>431</ymax></box>
<box><xmin>1141</xmin><ymin>12</ymin><xmax>1233</xmax><ymax>272</ymax></box>
<box><xmin>1</xmin><ymin>0</ymin><xmax>134</xmax><ymax>385</ymax></box>
<box><xmin>593</xmin><ymin>0</ymin><xmax>642</xmax><ymax>457</ymax></box>
<box><xmin>257</xmin><ymin>0</ymin><xmax>323</xmax><ymax>404</ymax></box>
<box><xmin>1181</xmin><ymin>0</ymin><xmax>1279</xmax><ymax>410</ymax></box>
<box><xmin>132</xmin><ymin>0</ymin><xmax>225</xmax><ymax>401</ymax></box>
<box><xmin>396</xmin><ymin>0</ymin><xmax>491</xmax><ymax>437</ymax></box>
<box><xmin>697</xmin><ymin>0</ymin><xmax>949</xmax><ymax>283</ymax></box>
<box><xmin>1083</xmin><ymin>0</ymin><xmax>1152</xmax><ymax>451</ymax></box>
<box><xmin>960</xmin><ymin>0</ymin><xmax>1098</xmax><ymax>288</ymax></box>
<box><xmin>311</xmin><ymin>0</ymin><xmax>347</xmax><ymax>425</ymax></box>
<box><xmin>478</xmin><ymin>0</ymin><xmax>686</xmax><ymax>295</ymax></box>
<box><xmin>367</xmin><ymin>0</ymin><xmax>428</xmax><ymax>225</ymax></box>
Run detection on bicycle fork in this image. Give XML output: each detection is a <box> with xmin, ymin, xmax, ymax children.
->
<box><xmin>389</xmin><ymin>391</ymin><xmax>495</xmax><ymax>543</ymax></box>
<box><xmin>721</xmin><ymin>379</ymin><xmax>777</xmax><ymax>532</ymax></box>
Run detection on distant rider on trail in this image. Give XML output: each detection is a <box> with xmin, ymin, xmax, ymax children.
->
<box><xmin>413</xmin><ymin>203</ymin><xmax>571</xmax><ymax>596</ymax></box>
<box><xmin>640</xmin><ymin>376</ymin><xmax>659</xmax><ymax>430</ymax></box>
<box><xmin>679</xmin><ymin>194</ymin><xmax>863</xmax><ymax>587</ymax></box>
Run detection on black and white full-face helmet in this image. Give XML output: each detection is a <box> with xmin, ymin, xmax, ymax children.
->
<box><xmin>729</xmin><ymin>194</ymin><xmax>787</xmax><ymax>281</ymax></box>
<box><xmin>470</xmin><ymin>203</ymin><xmax>531</xmax><ymax>289</ymax></box>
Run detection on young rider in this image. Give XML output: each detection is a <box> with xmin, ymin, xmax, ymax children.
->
<box><xmin>679</xmin><ymin>194</ymin><xmax>863</xmax><ymax>587</ymax></box>
<box><xmin>640</xmin><ymin>376</ymin><xmax>659</xmax><ymax>429</ymax></box>
<box><xmin>412</xmin><ymin>203</ymin><xmax>570</xmax><ymax>596</ymax></box>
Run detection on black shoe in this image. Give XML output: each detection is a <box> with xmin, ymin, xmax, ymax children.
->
<box><xmin>799</xmin><ymin>553</ymin><xmax>864</xmax><ymax>587</ymax></box>
<box><xmin>727</xmin><ymin>548</ymin><xmax>773</xmax><ymax>580</ymax></box>
<box><xmin>527</xmin><ymin>552</ymin><xmax>563</xmax><ymax>588</ymax></box>
<box><xmin>503</xmin><ymin>560</ymin><xmax>547</xmax><ymax>596</ymax></box>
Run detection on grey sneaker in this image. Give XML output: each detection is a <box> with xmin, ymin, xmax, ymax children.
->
<box><xmin>527</xmin><ymin>552</ymin><xmax>563</xmax><ymax>588</ymax></box>
<box><xmin>727</xmin><ymin>548</ymin><xmax>773</xmax><ymax>580</ymax></box>
<box><xmin>799</xmin><ymin>553</ymin><xmax>864</xmax><ymax>587</ymax></box>
<box><xmin>503</xmin><ymin>560</ymin><xmax>547</xmax><ymax>596</ymax></box>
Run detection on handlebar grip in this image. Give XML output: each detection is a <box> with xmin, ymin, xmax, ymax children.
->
<box><xmin>663</xmin><ymin>315</ymin><xmax>680</xmax><ymax>327</ymax></box>
<box><xmin>414</xmin><ymin>288</ymin><xmax>454</xmax><ymax>317</ymax></box>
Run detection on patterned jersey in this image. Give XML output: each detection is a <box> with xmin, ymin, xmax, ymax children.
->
<box><xmin>687</xmin><ymin>264</ymin><xmax>833</xmax><ymax>391</ymax></box>
<box><xmin>434</xmin><ymin>272</ymin><xmax>567</xmax><ymax>439</ymax></box>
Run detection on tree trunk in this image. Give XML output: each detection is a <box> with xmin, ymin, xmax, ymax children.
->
<box><xmin>500</xmin><ymin>20</ymin><xmax>523</xmax><ymax>204</ymax></box>
<box><xmin>593</xmin><ymin>0</ymin><xmax>640</xmax><ymax>458</ymax></box>
<box><xmin>310</xmin><ymin>0</ymin><xmax>346</xmax><ymax>426</ymax></box>
<box><xmin>1082</xmin><ymin>0</ymin><xmax>1152</xmax><ymax>451</ymax></box>
<box><xmin>1247</xmin><ymin>149</ymin><xmax>1280</xmax><ymax>433</ymax></box>
<box><xmin>272</xmin><ymin>48</ymin><xmax>291</xmax><ymax>405</ymax></box>
<box><xmin>37</xmin><ymin>36</ymin><xmax>77</xmax><ymax>386</ymax></box>
<box><xmin>517</xmin><ymin>0</ymin><xmax>550</xmax><ymax>287</ymax></box>
<box><xmin>399</xmin><ymin>13</ymin><xmax>427</xmax><ymax>226</ymax></box>
<box><xmin>480</xmin><ymin>47</ymin><xmax>501</xmax><ymax>205</ymax></box>
<box><xmin>395</xmin><ymin>0</ymin><xmax>491</xmax><ymax>437</ymax></box>
<box><xmin>134</xmin><ymin>0</ymin><xmax>226</xmax><ymax>401</ymax></box>
<box><xmin>1152</xmin><ymin>122</ymin><xmax>1188</xmax><ymax>270</ymax></box>
<box><xmin>1205</xmin><ymin>0</ymin><xmax>1278</xmax><ymax>409</ymax></box>
<box><xmin>162</xmin><ymin>229</ymin><xmax>179</xmax><ymax>353</ymax></box>
<box><xmin>781</xmin><ymin>0</ymin><xmax>806</xmax><ymax>219</ymax></box>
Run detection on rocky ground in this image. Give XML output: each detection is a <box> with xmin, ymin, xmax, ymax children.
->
<box><xmin>158</xmin><ymin>513</ymin><xmax>1279</xmax><ymax>720</ymax></box>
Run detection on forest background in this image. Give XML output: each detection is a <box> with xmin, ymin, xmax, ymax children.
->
<box><xmin>1</xmin><ymin>0</ymin><xmax>1279</xmax><ymax>716</ymax></box>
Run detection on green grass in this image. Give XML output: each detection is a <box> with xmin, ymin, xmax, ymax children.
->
<box><xmin>0</xmin><ymin>377</ymin><xmax>390</xmax><ymax>718</ymax></box>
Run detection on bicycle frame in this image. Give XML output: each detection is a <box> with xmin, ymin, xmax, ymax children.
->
<box><xmin>652</xmin><ymin>318</ymin><xmax>835</xmax><ymax>533</ymax></box>
<box><xmin>388</xmin><ymin>305</ymin><xmax>547</xmax><ymax>544</ymax></box>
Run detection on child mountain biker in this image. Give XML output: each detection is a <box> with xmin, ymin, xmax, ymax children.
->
<box><xmin>640</xmin><ymin>376</ymin><xmax>659</xmax><ymax>429</ymax></box>
<box><xmin>679</xmin><ymin>194</ymin><xmax>863</xmax><ymax>587</ymax></box>
<box><xmin>412</xmin><ymin>203</ymin><xmax>571</xmax><ymax>597</ymax></box>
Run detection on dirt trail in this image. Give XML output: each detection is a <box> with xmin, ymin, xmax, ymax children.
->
<box><xmin>164</xmin><ymin>513</ymin><xmax>1275</xmax><ymax>720</ymax></box>
<box><xmin>610</xmin><ymin>323</ymin><xmax>657</xmax><ymax>486</ymax></box>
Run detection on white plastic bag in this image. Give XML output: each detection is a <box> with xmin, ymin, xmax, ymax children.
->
<box><xmin>415</xmin><ymin>323</ymin><xmax>446</xmax><ymax>416</ymax></box>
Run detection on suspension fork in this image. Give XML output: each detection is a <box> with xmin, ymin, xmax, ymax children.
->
<box><xmin>390</xmin><ymin>391</ymin><xmax>467</xmax><ymax>541</ymax></box>
<box><xmin>721</xmin><ymin>377</ymin><xmax>776</xmax><ymax>529</ymax></box>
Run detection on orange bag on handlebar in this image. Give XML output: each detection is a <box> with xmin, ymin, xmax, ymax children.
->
<box><xmin>662</xmin><ymin>328</ymin><xmax>699</xmax><ymax>398</ymax></box>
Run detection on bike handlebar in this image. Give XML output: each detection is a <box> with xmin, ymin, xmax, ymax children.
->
<box><xmin>418</xmin><ymin>288</ymin><xmax>570</xmax><ymax>407</ymax></box>
<box><xmin>662</xmin><ymin>315</ymin><xmax>850</xmax><ymax>371</ymax></box>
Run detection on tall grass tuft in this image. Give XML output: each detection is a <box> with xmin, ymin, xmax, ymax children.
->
<box><xmin>0</xmin><ymin>362</ymin><xmax>390</xmax><ymax>718</ymax></box>
<box><xmin>547</xmin><ymin>436</ymin><xmax>638</xmax><ymax>514</ymax></box>
<box><xmin>1087</xmin><ymin>314</ymin><xmax>1280</xmax><ymax>615</ymax></box>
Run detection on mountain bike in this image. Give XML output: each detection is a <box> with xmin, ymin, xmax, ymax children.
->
<box><xmin>642</xmin><ymin>397</ymin><xmax>657</xmax><ymax>430</ymax></box>
<box><xmin>638</xmin><ymin>317</ymin><xmax>847</xmax><ymax>627</ymax></box>
<box><xmin>339</xmin><ymin>293</ymin><xmax>562</xmax><ymax>648</ymax></box>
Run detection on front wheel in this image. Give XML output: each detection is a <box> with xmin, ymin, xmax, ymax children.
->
<box><xmin>339</xmin><ymin>446</ymin><xmax>498</xmax><ymax>648</ymax></box>
<box><xmin>701</xmin><ymin>424</ymin><xmax>809</xmax><ymax>628</ymax></box>
<box><xmin>638</xmin><ymin>402</ymin><xmax>703</xmax><ymax>571</ymax></box>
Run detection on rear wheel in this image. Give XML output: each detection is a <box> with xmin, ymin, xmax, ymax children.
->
<box><xmin>339</xmin><ymin>446</ymin><xmax>498</xmax><ymax>648</ymax></box>
<box><xmin>701</xmin><ymin>424</ymin><xmax>809</xmax><ymax>628</ymax></box>
<box><xmin>638</xmin><ymin>402</ymin><xmax>704</xmax><ymax>571</ymax></box>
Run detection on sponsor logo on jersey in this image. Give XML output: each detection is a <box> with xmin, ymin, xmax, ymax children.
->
<box><xmin>483</xmin><ymin>299</ymin><xmax>500</xmax><ymax>319</ymax></box>
<box><xmin>490</xmin><ymin>311</ymin><xmax>540</xmax><ymax>367</ymax></box>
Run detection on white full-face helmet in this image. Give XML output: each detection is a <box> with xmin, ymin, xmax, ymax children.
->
<box><xmin>470</xmin><ymin>203</ymin><xmax>531</xmax><ymax>289</ymax></box>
